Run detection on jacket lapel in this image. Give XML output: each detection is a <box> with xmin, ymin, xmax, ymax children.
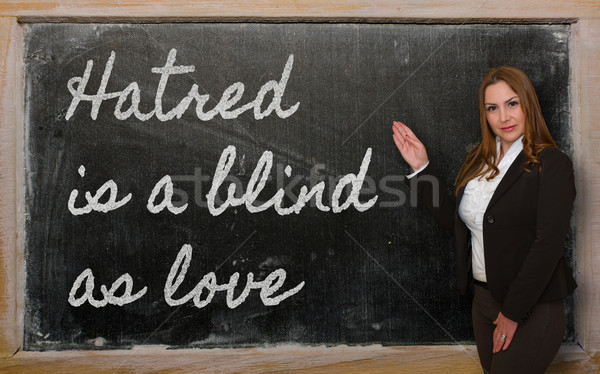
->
<box><xmin>487</xmin><ymin>151</ymin><xmax>526</xmax><ymax>209</ymax></box>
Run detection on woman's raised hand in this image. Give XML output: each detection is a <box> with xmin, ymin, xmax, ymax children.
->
<box><xmin>392</xmin><ymin>121</ymin><xmax>429</xmax><ymax>172</ymax></box>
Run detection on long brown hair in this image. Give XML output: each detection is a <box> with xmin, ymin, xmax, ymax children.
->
<box><xmin>454</xmin><ymin>66</ymin><xmax>557</xmax><ymax>195</ymax></box>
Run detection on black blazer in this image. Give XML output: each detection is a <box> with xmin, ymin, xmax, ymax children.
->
<box><xmin>406</xmin><ymin>146</ymin><xmax>577</xmax><ymax>323</ymax></box>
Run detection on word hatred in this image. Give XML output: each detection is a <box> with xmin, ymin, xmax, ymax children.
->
<box><xmin>65</xmin><ymin>49</ymin><xmax>299</xmax><ymax>122</ymax></box>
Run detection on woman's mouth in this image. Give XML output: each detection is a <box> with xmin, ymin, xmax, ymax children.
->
<box><xmin>501</xmin><ymin>125</ymin><xmax>517</xmax><ymax>132</ymax></box>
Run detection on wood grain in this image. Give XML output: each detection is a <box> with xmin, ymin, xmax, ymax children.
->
<box><xmin>0</xmin><ymin>0</ymin><xmax>596</xmax><ymax>20</ymax></box>
<box><xmin>572</xmin><ymin>18</ymin><xmax>600</xmax><ymax>352</ymax></box>
<box><xmin>0</xmin><ymin>16</ymin><xmax>21</xmax><ymax>358</ymax></box>
<box><xmin>0</xmin><ymin>345</ymin><xmax>598</xmax><ymax>373</ymax></box>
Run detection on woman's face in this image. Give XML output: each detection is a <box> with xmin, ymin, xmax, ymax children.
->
<box><xmin>484</xmin><ymin>80</ymin><xmax>526</xmax><ymax>154</ymax></box>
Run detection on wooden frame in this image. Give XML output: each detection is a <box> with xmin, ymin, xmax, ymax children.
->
<box><xmin>1</xmin><ymin>1</ymin><xmax>599</xmax><ymax>372</ymax></box>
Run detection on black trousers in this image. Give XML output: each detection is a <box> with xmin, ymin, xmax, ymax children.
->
<box><xmin>472</xmin><ymin>283</ymin><xmax>565</xmax><ymax>374</ymax></box>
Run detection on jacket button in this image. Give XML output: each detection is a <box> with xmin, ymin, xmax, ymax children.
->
<box><xmin>486</xmin><ymin>216</ymin><xmax>495</xmax><ymax>224</ymax></box>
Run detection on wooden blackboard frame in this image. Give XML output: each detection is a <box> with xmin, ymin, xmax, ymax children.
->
<box><xmin>1</xmin><ymin>1</ymin><xmax>599</xmax><ymax>372</ymax></box>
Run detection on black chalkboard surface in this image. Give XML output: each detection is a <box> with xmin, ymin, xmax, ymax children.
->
<box><xmin>23</xmin><ymin>23</ymin><xmax>572</xmax><ymax>350</ymax></box>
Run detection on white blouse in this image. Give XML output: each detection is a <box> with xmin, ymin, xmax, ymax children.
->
<box><xmin>458</xmin><ymin>135</ymin><xmax>524</xmax><ymax>282</ymax></box>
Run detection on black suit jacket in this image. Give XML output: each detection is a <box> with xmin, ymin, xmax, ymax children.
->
<box><xmin>406</xmin><ymin>146</ymin><xmax>577</xmax><ymax>323</ymax></box>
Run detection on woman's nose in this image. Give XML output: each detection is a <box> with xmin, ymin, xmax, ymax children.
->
<box><xmin>499</xmin><ymin>107</ymin><xmax>509</xmax><ymax>122</ymax></box>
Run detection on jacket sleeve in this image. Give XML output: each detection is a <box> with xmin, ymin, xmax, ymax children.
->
<box><xmin>501</xmin><ymin>149</ymin><xmax>576</xmax><ymax>323</ymax></box>
<box><xmin>404</xmin><ymin>163</ymin><xmax>457</xmax><ymax>232</ymax></box>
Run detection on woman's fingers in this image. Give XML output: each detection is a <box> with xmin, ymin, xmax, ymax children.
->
<box><xmin>392</xmin><ymin>121</ymin><xmax>404</xmax><ymax>135</ymax></box>
<box><xmin>392</xmin><ymin>123</ymin><xmax>408</xmax><ymax>145</ymax></box>
<box><xmin>393</xmin><ymin>121</ymin><xmax>409</xmax><ymax>140</ymax></box>
<box><xmin>404</xmin><ymin>134</ymin><xmax>423</xmax><ymax>150</ymax></box>
<box><xmin>392</xmin><ymin>126</ymin><xmax>404</xmax><ymax>145</ymax></box>
<box><xmin>402</xmin><ymin>123</ymin><xmax>420</xmax><ymax>141</ymax></box>
<box><xmin>502</xmin><ymin>332</ymin><xmax>514</xmax><ymax>351</ymax></box>
<box><xmin>493</xmin><ymin>328</ymin><xmax>506</xmax><ymax>354</ymax></box>
<box><xmin>394</xmin><ymin>121</ymin><xmax>422</xmax><ymax>146</ymax></box>
<box><xmin>493</xmin><ymin>329</ymin><xmax>515</xmax><ymax>353</ymax></box>
<box><xmin>492</xmin><ymin>329</ymin><xmax>501</xmax><ymax>354</ymax></box>
<box><xmin>393</xmin><ymin>121</ymin><xmax>416</xmax><ymax>151</ymax></box>
<box><xmin>392</xmin><ymin>128</ymin><xmax>415</xmax><ymax>164</ymax></box>
<box><xmin>392</xmin><ymin>121</ymin><xmax>429</xmax><ymax>172</ymax></box>
<box><xmin>392</xmin><ymin>133</ymin><xmax>405</xmax><ymax>153</ymax></box>
<box><xmin>392</xmin><ymin>125</ymin><xmax>412</xmax><ymax>155</ymax></box>
<box><xmin>492</xmin><ymin>312</ymin><xmax>518</xmax><ymax>354</ymax></box>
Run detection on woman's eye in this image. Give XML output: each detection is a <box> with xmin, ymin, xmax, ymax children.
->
<box><xmin>486</xmin><ymin>106</ymin><xmax>497</xmax><ymax>112</ymax></box>
<box><xmin>508</xmin><ymin>100</ymin><xmax>519</xmax><ymax>108</ymax></box>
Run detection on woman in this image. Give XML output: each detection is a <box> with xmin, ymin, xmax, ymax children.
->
<box><xmin>392</xmin><ymin>66</ymin><xmax>576</xmax><ymax>374</ymax></box>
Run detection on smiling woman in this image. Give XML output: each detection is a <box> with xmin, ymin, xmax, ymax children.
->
<box><xmin>393</xmin><ymin>65</ymin><xmax>577</xmax><ymax>373</ymax></box>
<box><xmin>453</xmin><ymin>66</ymin><xmax>560</xmax><ymax>194</ymax></box>
<box><xmin>483</xmin><ymin>81</ymin><xmax>526</xmax><ymax>160</ymax></box>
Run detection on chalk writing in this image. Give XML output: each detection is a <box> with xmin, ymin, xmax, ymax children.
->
<box><xmin>67</xmin><ymin>243</ymin><xmax>305</xmax><ymax>309</ymax></box>
<box><xmin>65</xmin><ymin>49</ymin><xmax>300</xmax><ymax>122</ymax></box>
<box><xmin>164</xmin><ymin>244</ymin><xmax>305</xmax><ymax>308</ymax></box>
<box><xmin>207</xmin><ymin>146</ymin><xmax>378</xmax><ymax>216</ymax></box>
<box><xmin>68</xmin><ymin>165</ymin><xmax>132</xmax><ymax>215</ymax></box>
<box><xmin>68</xmin><ymin>269</ymin><xmax>147</xmax><ymax>307</ymax></box>
<box><xmin>147</xmin><ymin>175</ymin><xmax>187</xmax><ymax>214</ymax></box>
<box><xmin>63</xmin><ymin>50</ymin><xmax>373</xmax><ymax>314</ymax></box>
<box><xmin>69</xmin><ymin>146</ymin><xmax>378</xmax><ymax>217</ymax></box>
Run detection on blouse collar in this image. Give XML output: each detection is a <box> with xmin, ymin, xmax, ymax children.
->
<box><xmin>496</xmin><ymin>134</ymin><xmax>524</xmax><ymax>166</ymax></box>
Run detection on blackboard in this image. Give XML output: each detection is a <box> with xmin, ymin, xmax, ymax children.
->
<box><xmin>23</xmin><ymin>23</ymin><xmax>573</xmax><ymax>350</ymax></box>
